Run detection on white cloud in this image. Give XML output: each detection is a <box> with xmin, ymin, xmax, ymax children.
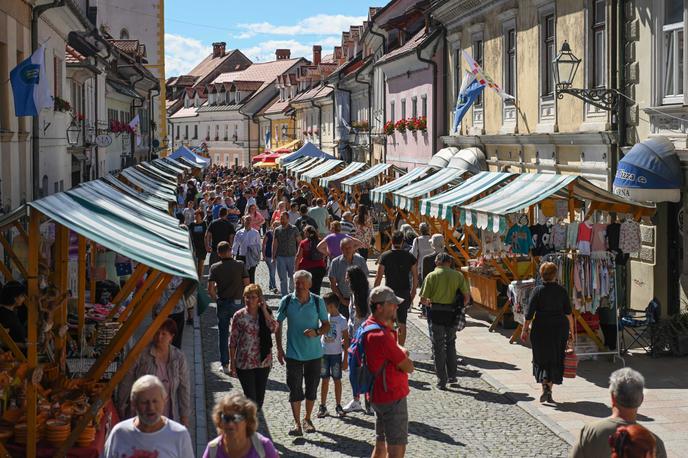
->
<box><xmin>244</xmin><ymin>37</ymin><xmax>341</xmax><ymax>62</ymax></box>
<box><xmin>164</xmin><ymin>33</ymin><xmax>209</xmax><ymax>77</ymax></box>
<box><xmin>237</xmin><ymin>14</ymin><xmax>366</xmax><ymax>37</ymax></box>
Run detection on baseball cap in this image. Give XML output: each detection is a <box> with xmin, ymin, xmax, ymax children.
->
<box><xmin>369</xmin><ymin>286</ymin><xmax>404</xmax><ymax>305</ymax></box>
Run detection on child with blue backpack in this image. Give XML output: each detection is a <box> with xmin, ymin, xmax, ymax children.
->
<box><xmin>317</xmin><ymin>293</ymin><xmax>350</xmax><ymax>418</ymax></box>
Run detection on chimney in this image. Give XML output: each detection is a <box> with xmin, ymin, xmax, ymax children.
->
<box><xmin>275</xmin><ymin>49</ymin><xmax>291</xmax><ymax>60</ymax></box>
<box><xmin>212</xmin><ymin>42</ymin><xmax>226</xmax><ymax>58</ymax></box>
<box><xmin>312</xmin><ymin>45</ymin><xmax>322</xmax><ymax>66</ymax></box>
<box><xmin>334</xmin><ymin>46</ymin><xmax>342</xmax><ymax>63</ymax></box>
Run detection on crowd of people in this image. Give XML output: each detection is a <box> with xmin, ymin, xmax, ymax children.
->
<box><xmin>97</xmin><ymin>163</ymin><xmax>665</xmax><ymax>458</ymax></box>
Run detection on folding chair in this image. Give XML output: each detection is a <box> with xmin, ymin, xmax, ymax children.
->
<box><xmin>619</xmin><ymin>298</ymin><xmax>661</xmax><ymax>355</ymax></box>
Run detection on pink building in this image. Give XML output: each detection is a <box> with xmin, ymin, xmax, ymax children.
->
<box><xmin>378</xmin><ymin>28</ymin><xmax>445</xmax><ymax>170</ymax></box>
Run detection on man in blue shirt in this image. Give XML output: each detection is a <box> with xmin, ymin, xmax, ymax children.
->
<box><xmin>276</xmin><ymin>270</ymin><xmax>330</xmax><ymax>436</ymax></box>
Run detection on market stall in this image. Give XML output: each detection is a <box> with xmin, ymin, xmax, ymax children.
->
<box><xmin>0</xmin><ymin>161</ymin><xmax>197</xmax><ymax>457</ymax></box>
<box><xmin>341</xmin><ymin>163</ymin><xmax>393</xmax><ymax>209</ymax></box>
<box><xmin>101</xmin><ymin>175</ymin><xmax>171</xmax><ymax>212</ymax></box>
<box><xmin>286</xmin><ymin>157</ymin><xmax>325</xmax><ymax>176</ymax></box>
<box><xmin>299</xmin><ymin>160</ymin><xmax>344</xmax><ymax>200</ymax></box>
<box><xmin>453</xmin><ymin>173</ymin><xmax>654</xmax><ymax>350</ymax></box>
<box><xmin>318</xmin><ymin>162</ymin><xmax>367</xmax><ymax>212</ymax></box>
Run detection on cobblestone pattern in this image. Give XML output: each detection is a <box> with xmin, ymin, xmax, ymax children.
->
<box><xmin>200</xmin><ymin>263</ymin><xmax>571</xmax><ymax>457</ymax></box>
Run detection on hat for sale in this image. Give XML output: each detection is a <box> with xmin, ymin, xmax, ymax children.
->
<box><xmin>369</xmin><ymin>286</ymin><xmax>404</xmax><ymax>305</ymax></box>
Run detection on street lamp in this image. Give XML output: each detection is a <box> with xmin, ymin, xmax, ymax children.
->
<box><xmin>552</xmin><ymin>40</ymin><xmax>620</xmax><ymax>111</ymax></box>
<box><xmin>281</xmin><ymin>124</ymin><xmax>288</xmax><ymax>139</ymax></box>
<box><xmin>66</xmin><ymin>120</ymin><xmax>81</xmax><ymax>146</ymax></box>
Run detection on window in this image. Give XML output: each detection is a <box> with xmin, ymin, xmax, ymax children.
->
<box><xmin>591</xmin><ymin>0</ymin><xmax>606</xmax><ymax>88</ymax></box>
<box><xmin>542</xmin><ymin>14</ymin><xmax>556</xmax><ymax>96</ymax></box>
<box><xmin>215</xmin><ymin>124</ymin><xmax>219</xmax><ymax>140</ymax></box>
<box><xmin>411</xmin><ymin>96</ymin><xmax>418</xmax><ymax>118</ymax></box>
<box><xmin>225</xmin><ymin>124</ymin><xmax>229</xmax><ymax>140</ymax></box>
<box><xmin>53</xmin><ymin>56</ymin><xmax>62</xmax><ymax>97</ymax></box>
<box><xmin>184</xmin><ymin>125</ymin><xmax>188</xmax><ymax>139</ymax></box>
<box><xmin>421</xmin><ymin>95</ymin><xmax>427</xmax><ymax>118</ymax></box>
<box><xmin>120</xmin><ymin>28</ymin><xmax>129</xmax><ymax>39</ymax></box>
<box><xmin>505</xmin><ymin>27</ymin><xmax>517</xmax><ymax>99</ymax></box>
<box><xmin>193</xmin><ymin>125</ymin><xmax>198</xmax><ymax>139</ymax></box>
<box><xmin>662</xmin><ymin>0</ymin><xmax>684</xmax><ymax>103</ymax></box>
<box><xmin>472</xmin><ymin>39</ymin><xmax>484</xmax><ymax>106</ymax></box>
<box><xmin>176</xmin><ymin>125</ymin><xmax>179</xmax><ymax>139</ymax></box>
<box><xmin>390</xmin><ymin>101</ymin><xmax>395</xmax><ymax>122</ymax></box>
<box><xmin>401</xmin><ymin>98</ymin><xmax>406</xmax><ymax>119</ymax></box>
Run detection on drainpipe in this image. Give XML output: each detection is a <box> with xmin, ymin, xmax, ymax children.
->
<box><xmin>128</xmin><ymin>73</ymin><xmax>145</xmax><ymax>165</ymax></box>
<box><xmin>615</xmin><ymin>0</ymin><xmax>626</xmax><ymax>166</ymax></box>
<box><xmin>369</xmin><ymin>26</ymin><xmax>387</xmax><ymax>164</ymax></box>
<box><xmin>355</xmin><ymin>67</ymin><xmax>372</xmax><ymax>164</ymax></box>
<box><xmin>415</xmin><ymin>28</ymin><xmax>445</xmax><ymax>156</ymax></box>
<box><xmin>335</xmin><ymin>74</ymin><xmax>352</xmax><ymax>161</ymax></box>
<box><xmin>310</xmin><ymin>100</ymin><xmax>322</xmax><ymax>149</ymax></box>
<box><xmin>324</xmin><ymin>82</ymin><xmax>337</xmax><ymax>150</ymax></box>
<box><xmin>31</xmin><ymin>0</ymin><xmax>65</xmax><ymax>199</ymax></box>
<box><xmin>148</xmin><ymin>88</ymin><xmax>158</xmax><ymax>161</ymax></box>
<box><xmin>238</xmin><ymin>107</ymin><xmax>252</xmax><ymax>166</ymax></box>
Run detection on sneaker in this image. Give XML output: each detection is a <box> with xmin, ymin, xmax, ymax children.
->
<box><xmin>437</xmin><ymin>383</ymin><xmax>448</xmax><ymax>391</ymax></box>
<box><xmin>335</xmin><ymin>405</ymin><xmax>345</xmax><ymax>417</ymax></box>
<box><xmin>316</xmin><ymin>405</ymin><xmax>328</xmax><ymax>418</ymax></box>
<box><xmin>343</xmin><ymin>399</ymin><xmax>363</xmax><ymax>413</ymax></box>
<box><xmin>448</xmin><ymin>377</ymin><xmax>458</xmax><ymax>384</ymax></box>
<box><xmin>221</xmin><ymin>364</ymin><xmax>230</xmax><ymax>374</ymax></box>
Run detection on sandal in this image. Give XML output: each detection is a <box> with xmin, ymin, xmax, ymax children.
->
<box><xmin>287</xmin><ymin>427</ymin><xmax>303</xmax><ymax>437</ymax></box>
<box><xmin>302</xmin><ymin>419</ymin><xmax>316</xmax><ymax>433</ymax></box>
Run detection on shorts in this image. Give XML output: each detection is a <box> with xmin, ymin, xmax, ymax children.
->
<box><xmin>320</xmin><ymin>354</ymin><xmax>343</xmax><ymax>380</ymax></box>
<box><xmin>396</xmin><ymin>291</ymin><xmax>411</xmax><ymax>325</ymax></box>
<box><xmin>286</xmin><ymin>357</ymin><xmax>321</xmax><ymax>402</ymax></box>
<box><xmin>372</xmin><ymin>397</ymin><xmax>409</xmax><ymax>446</ymax></box>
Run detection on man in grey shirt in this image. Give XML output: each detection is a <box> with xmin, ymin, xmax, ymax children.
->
<box><xmin>328</xmin><ymin>237</ymin><xmax>369</xmax><ymax>319</ymax></box>
<box><xmin>570</xmin><ymin>367</ymin><xmax>666</xmax><ymax>458</ymax></box>
<box><xmin>273</xmin><ymin>212</ymin><xmax>302</xmax><ymax>296</ymax></box>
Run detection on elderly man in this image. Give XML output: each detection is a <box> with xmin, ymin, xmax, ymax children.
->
<box><xmin>328</xmin><ymin>237</ymin><xmax>369</xmax><ymax>319</ymax></box>
<box><xmin>420</xmin><ymin>253</ymin><xmax>470</xmax><ymax>390</ymax></box>
<box><xmin>104</xmin><ymin>375</ymin><xmax>194</xmax><ymax>457</ymax></box>
<box><xmin>570</xmin><ymin>368</ymin><xmax>667</xmax><ymax>458</ymax></box>
<box><xmin>272</xmin><ymin>212</ymin><xmax>302</xmax><ymax>296</ymax></box>
<box><xmin>232</xmin><ymin>215</ymin><xmax>261</xmax><ymax>283</ymax></box>
<box><xmin>275</xmin><ymin>270</ymin><xmax>330</xmax><ymax>436</ymax></box>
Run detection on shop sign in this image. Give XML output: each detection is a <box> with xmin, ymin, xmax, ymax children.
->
<box><xmin>95</xmin><ymin>134</ymin><xmax>113</xmax><ymax>148</ymax></box>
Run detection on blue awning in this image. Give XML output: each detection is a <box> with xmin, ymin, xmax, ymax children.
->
<box><xmin>169</xmin><ymin>146</ymin><xmax>210</xmax><ymax>168</ymax></box>
<box><xmin>613</xmin><ymin>137</ymin><xmax>683</xmax><ymax>203</ymax></box>
<box><xmin>281</xmin><ymin>141</ymin><xmax>335</xmax><ymax>163</ymax></box>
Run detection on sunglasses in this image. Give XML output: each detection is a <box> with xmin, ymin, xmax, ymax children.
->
<box><xmin>221</xmin><ymin>413</ymin><xmax>246</xmax><ymax>424</ymax></box>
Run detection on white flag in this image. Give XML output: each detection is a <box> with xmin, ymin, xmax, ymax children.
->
<box><xmin>462</xmin><ymin>50</ymin><xmax>515</xmax><ymax>100</ymax></box>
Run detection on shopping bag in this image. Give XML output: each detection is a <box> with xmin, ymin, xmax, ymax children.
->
<box><xmin>563</xmin><ymin>349</ymin><xmax>578</xmax><ymax>378</ymax></box>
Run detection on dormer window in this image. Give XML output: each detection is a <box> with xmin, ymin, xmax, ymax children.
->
<box><xmin>235</xmin><ymin>91</ymin><xmax>240</xmax><ymax>104</ymax></box>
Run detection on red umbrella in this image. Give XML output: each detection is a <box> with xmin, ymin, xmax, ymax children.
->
<box><xmin>262</xmin><ymin>153</ymin><xmax>281</xmax><ymax>163</ymax></box>
<box><xmin>252</xmin><ymin>152</ymin><xmax>270</xmax><ymax>163</ymax></box>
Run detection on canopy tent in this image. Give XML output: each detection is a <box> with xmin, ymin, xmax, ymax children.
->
<box><xmin>122</xmin><ymin>166</ymin><xmax>178</xmax><ymax>194</ymax></box>
<box><xmin>275</xmin><ymin>139</ymin><xmax>300</xmax><ymax>153</ymax></box>
<box><xmin>300</xmin><ymin>159</ymin><xmax>343</xmax><ymax>181</ymax></box>
<box><xmin>176</xmin><ymin>156</ymin><xmax>205</xmax><ymax>170</ymax></box>
<box><xmin>319</xmin><ymin>162</ymin><xmax>366</xmax><ymax>188</ymax></box>
<box><xmin>252</xmin><ymin>152</ymin><xmax>281</xmax><ymax>163</ymax></box>
<box><xmin>102</xmin><ymin>175</ymin><xmax>171</xmax><ymax>211</ymax></box>
<box><xmin>253</xmin><ymin>161</ymin><xmax>280</xmax><ymax>169</ymax></box>
<box><xmin>159</xmin><ymin>157</ymin><xmax>191</xmax><ymax>173</ymax></box>
<box><xmin>29</xmin><ymin>193</ymin><xmax>197</xmax><ymax>280</ymax></box>
<box><xmin>370</xmin><ymin>166</ymin><xmax>431</xmax><ymax>203</ymax></box>
<box><xmin>419</xmin><ymin>172</ymin><xmax>515</xmax><ymax>222</ymax></box>
<box><xmin>136</xmin><ymin>162</ymin><xmax>177</xmax><ymax>185</ymax></box>
<box><xmin>613</xmin><ymin>136</ymin><xmax>683</xmax><ymax>203</ymax></box>
<box><xmin>341</xmin><ymin>163</ymin><xmax>391</xmax><ymax>194</ymax></box>
<box><xmin>119</xmin><ymin>168</ymin><xmax>177</xmax><ymax>202</ymax></box>
<box><xmin>280</xmin><ymin>141</ymin><xmax>335</xmax><ymax>164</ymax></box>
<box><xmin>282</xmin><ymin>156</ymin><xmax>310</xmax><ymax>171</ymax></box>
<box><xmin>168</xmin><ymin>145</ymin><xmax>210</xmax><ymax>167</ymax></box>
<box><xmin>144</xmin><ymin>161</ymin><xmax>182</xmax><ymax>180</ymax></box>
<box><xmin>393</xmin><ymin>167</ymin><xmax>465</xmax><ymax>212</ymax></box>
<box><xmin>459</xmin><ymin>173</ymin><xmax>655</xmax><ymax>233</ymax></box>
<box><xmin>288</xmin><ymin>157</ymin><xmax>325</xmax><ymax>175</ymax></box>
<box><xmin>447</xmin><ymin>147</ymin><xmax>487</xmax><ymax>173</ymax></box>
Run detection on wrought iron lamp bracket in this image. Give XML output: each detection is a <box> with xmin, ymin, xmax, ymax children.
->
<box><xmin>556</xmin><ymin>85</ymin><xmax>621</xmax><ymax>112</ymax></box>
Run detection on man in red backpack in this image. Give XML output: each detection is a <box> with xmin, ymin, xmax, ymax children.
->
<box><xmin>365</xmin><ymin>286</ymin><xmax>415</xmax><ymax>458</ymax></box>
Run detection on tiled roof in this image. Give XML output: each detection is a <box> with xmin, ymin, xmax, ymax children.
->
<box><xmin>212</xmin><ymin>59</ymin><xmax>302</xmax><ymax>95</ymax></box>
<box><xmin>65</xmin><ymin>45</ymin><xmax>85</xmax><ymax>64</ymax></box>
<box><xmin>233</xmin><ymin>81</ymin><xmax>263</xmax><ymax>91</ymax></box>
<box><xmin>196</xmin><ymin>104</ymin><xmax>242</xmax><ymax>112</ymax></box>
<box><xmin>291</xmin><ymin>85</ymin><xmax>333</xmax><ymax>104</ymax></box>
<box><xmin>170</xmin><ymin>49</ymin><xmax>248</xmax><ymax>89</ymax></box>
<box><xmin>264</xmin><ymin>98</ymin><xmax>291</xmax><ymax>115</ymax></box>
<box><xmin>110</xmin><ymin>39</ymin><xmax>146</xmax><ymax>59</ymax></box>
<box><xmin>377</xmin><ymin>29</ymin><xmax>432</xmax><ymax>65</ymax></box>
<box><xmin>169</xmin><ymin>105</ymin><xmax>201</xmax><ymax>119</ymax></box>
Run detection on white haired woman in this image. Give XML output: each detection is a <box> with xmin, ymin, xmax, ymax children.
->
<box><xmin>203</xmin><ymin>391</ymin><xmax>278</xmax><ymax>458</ymax></box>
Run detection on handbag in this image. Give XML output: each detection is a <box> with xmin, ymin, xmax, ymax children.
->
<box><xmin>563</xmin><ymin>348</ymin><xmax>578</xmax><ymax>378</ymax></box>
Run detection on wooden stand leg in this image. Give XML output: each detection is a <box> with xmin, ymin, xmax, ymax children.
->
<box><xmin>489</xmin><ymin>299</ymin><xmax>511</xmax><ymax>332</ymax></box>
<box><xmin>78</xmin><ymin>236</ymin><xmax>87</xmax><ymax>343</ymax></box>
<box><xmin>510</xmin><ymin>324</ymin><xmax>523</xmax><ymax>344</ymax></box>
<box><xmin>26</xmin><ymin>209</ymin><xmax>40</xmax><ymax>457</ymax></box>
<box><xmin>574</xmin><ymin>309</ymin><xmax>607</xmax><ymax>351</ymax></box>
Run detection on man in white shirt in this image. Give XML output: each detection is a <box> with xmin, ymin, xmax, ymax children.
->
<box><xmin>232</xmin><ymin>215</ymin><xmax>262</xmax><ymax>283</ymax></box>
<box><xmin>104</xmin><ymin>375</ymin><xmax>193</xmax><ymax>458</ymax></box>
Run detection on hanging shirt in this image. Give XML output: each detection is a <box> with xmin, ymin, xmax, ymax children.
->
<box><xmin>505</xmin><ymin>224</ymin><xmax>532</xmax><ymax>255</ymax></box>
<box><xmin>577</xmin><ymin>221</ymin><xmax>594</xmax><ymax>255</ymax></box>
<box><xmin>530</xmin><ymin>224</ymin><xmax>552</xmax><ymax>256</ymax></box>
<box><xmin>619</xmin><ymin>220</ymin><xmax>641</xmax><ymax>253</ymax></box>
<box><xmin>552</xmin><ymin>224</ymin><xmax>567</xmax><ymax>250</ymax></box>
<box><xmin>567</xmin><ymin>222</ymin><xmax>580</xmax><ymax>250</ymax></box>
<box><xmin>590</xmin><ymin>223</ymin><xmax>608</xmax><ymax>253</ymax></box>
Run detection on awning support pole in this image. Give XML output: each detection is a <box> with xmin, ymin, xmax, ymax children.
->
<box><xmin>26</xmin><ymin>208</ymin><xmax>40</xmax><ymax>457</ymax></box>
<box><xmin>116</xmin><ymin>271</ymin><xmax>162</xmax><ymax>323</ymax></box>
<box><xmin>78</xmin><ymin>235</ymin><xmax>86</xmax><ymax>343</ymax></box>
<box><xmin>110</xmin><ymin>263</ymin><xmax>148</xmax><ymax>307</ymax></box>
<box><xmin>0</xmin><ymin>233</ymin><xmax>29</xmax><ymax>279</ymax></box>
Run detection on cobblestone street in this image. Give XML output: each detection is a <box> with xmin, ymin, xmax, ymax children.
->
<box><xmin>199</xmin><ymin>263</ymin><xmax>571</xmax><ymax>457</ymax></box>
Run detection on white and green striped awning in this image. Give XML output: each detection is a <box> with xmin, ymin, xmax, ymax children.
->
<box><xmin>419</xmin><ymin>172</ymin><xmax>514</xmax><ymax>223</ymax></box>
<box><xmin>457</xmin><ymin>173</ymin><xmax>653</xmax><ymax>233</ymax></box>
<box><xmin>370</xmin><ymin>166</ymin><xmax>431</xmax><ymax>204</ymax></box>
<box><xmin>299</xmin><ymin>159</ymin><xmax>343</xmax><ymax>181</ymax></box>
<box><xmin>393</xmin><ymin>167</ymin><xmax>465</xmax><ymax>212</ymax></box>
<box><xmin>341</xmin><ymin>163</ymin><xmax>391</xmax><ymax>194</ymax></box>
<box><xmin>282</xmin><ymin>156</ymin><xmax>311</xmax><ymax>171</ymax></box>
<box><xmin>319</xmin><ymin>162</ymin><xmax>366</xmax><ymax>188</ymax></box>
<box><xmin>288</xmin><ymin>157</ymin><xmax>324</xmax><ymax>175</ymax></box>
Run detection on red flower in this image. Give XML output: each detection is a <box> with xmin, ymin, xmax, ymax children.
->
<box><xmin>394</xmin><ymin>119</ymin><xmax>407</xmax><ymax>133</ymax></box>
<box><xmin>384</xmin><ymin>121</ymin><xmax>395</xmax><ymax>135</ymax></box>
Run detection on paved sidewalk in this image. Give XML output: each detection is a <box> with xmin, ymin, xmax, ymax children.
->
<box><xmin>199</xmin><ymin>262</ymin><xmax>571</xmax><ymax>457</ymax></box>
<box><xmin>404</xmin><ymin>291</ymin><xmax>688</xmax><ymax>458</ymax></box>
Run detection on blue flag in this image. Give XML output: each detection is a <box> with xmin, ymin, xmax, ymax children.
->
<box><xmin>264</xmin><ymin>130</ymin><xmax>271</xmax><ymax>150</ymax></box>
<box><xmin>452</xmin><ymin>73</ymin><xmax>485</xmax><ymax>133</ymax></box>
<box><xmin>10</xmin><ymin>46</ymin><xmax>53</xmax><ymax>116</ymax></box>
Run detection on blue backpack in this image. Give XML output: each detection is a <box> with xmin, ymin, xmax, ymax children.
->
<box><xmin>348</xmin><ymin>323</ymin><xmax>388</xmax><ymax>396</ymax></box>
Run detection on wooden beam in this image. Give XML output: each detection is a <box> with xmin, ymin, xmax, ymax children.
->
<box><xmin>0</xmin><ymin>325</ymin><xmax>26</xmax><ymax>362</ymax></box>
<box><xmin>0</xmin><ymin>440</ymin><xmax>11</xmax><ymax>458</ymax></box>
<box><xmin>87</xmin><ymin>273</ymin><xmax>170</xmax><ymax>382</ymax></box>
<box><xmin>110</xmin><ymin>263</ymin><xmax>148</xmax><ymax>307</ymax></box>
<box><xmin>54</xmin><ymin>225</ymin><xmax>70</xmax><ymax>367</ymax></box>
<box><xmin>78</xmin><ymin>236</ymin><xmax>87</xmax><ymax>344</ymax></box>
<box><xmin>54</xmin><ymin>279</ymin><xmax>191</xmax><ymax>458</ymax></box>
<box><xmin>0</xmin><ymin>260</ymin><xmax>13</xmax><ymax>282</ymax></box>
<box><xmin>12</xmin><ymin>221</ymin><xmax>28</xmax><ymax>241</ymax></box>
<box><xmin>573</xmin><ymin>308</ymin><xmax>607</xmax><ymax>351</ymax></box>
<box><xmin>0</xmin><ymin>233</ymin><xmax>28</xmax><ymax>279</ymax></box>
<box><xmin>90</xmin><ymin>241</ymin><xmax>96</xmax><ymax>303</ymax></box>
<box><xmin>26</xmin><ymin>208</ymin><xmax>40</xmax><ymax>457</ymax></box>
<box><xmin>116</xmin><ymin>271</ymin><xmax>162</xmax><ymax>323</ymax></box>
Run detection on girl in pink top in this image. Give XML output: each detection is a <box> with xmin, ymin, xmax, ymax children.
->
<box><xmin>246</xmin><ymin>204</ymin><xmax>265</xmax><ymax>231</ymax></box>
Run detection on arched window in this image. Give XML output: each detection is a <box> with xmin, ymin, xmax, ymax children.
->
<box><xmin>41</xmin><ymin>175</ymin><xmax>48</xmax><ymax>197</ymax></box>
<box><xmin>120</xmin><ymin>28</ymin><xmax>129</xmax><ymax>39</ymax></box>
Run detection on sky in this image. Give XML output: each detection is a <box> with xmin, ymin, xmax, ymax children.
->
<box><xmin>164</xmin><ymin>0</ymin><xmax>377</xmax><ymax>77</ymax></box>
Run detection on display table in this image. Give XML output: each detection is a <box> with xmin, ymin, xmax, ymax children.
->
<box><xmin>463</xmin><ymin>270</ymin><xmax>499</xmax><ymax>311</ymax></box>
<box><xmin>6</xmin><ymin>400</ymin><xmax>118</xmax><ymax>458</ymax></box>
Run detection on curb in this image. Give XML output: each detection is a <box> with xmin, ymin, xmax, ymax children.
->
<box><xmin>193</xmin><ymin>313</ymin><xmax>209</xmax><ymax>457</ymax></box>
<box><xmin>407</xmin><ymin>311</ymin><xmax>576</xmax><ymax>446</ymax></box>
